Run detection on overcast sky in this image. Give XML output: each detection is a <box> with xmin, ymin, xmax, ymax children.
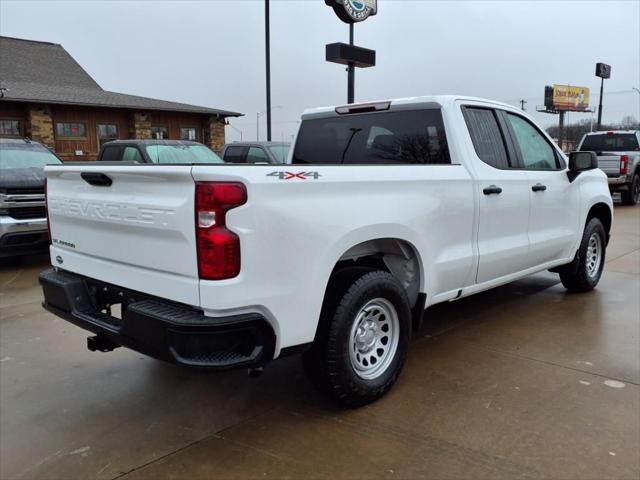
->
<box><xmin>1</xmin><ymin>0</ymin><xmax>639</xmax><ymax>142</ymax></box>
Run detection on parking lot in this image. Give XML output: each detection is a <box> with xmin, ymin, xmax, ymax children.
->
<box><xmin>0</xmin><ymin>204</ymin><xmax>638</xmax><ymax>480</ymax></box>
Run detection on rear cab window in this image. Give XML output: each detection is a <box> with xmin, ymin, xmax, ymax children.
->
<box><xmin>580</xmin><ymin>133</ymin><xmax>639</xmax><ymax>152</ymax></box>
<box><xmin>292</xmin><ymin>109</ymin><xmax>451</xmax><ymax>165</ymax></box>
<box><xmin>224</xmin><ymin>146</ymin><xmax>247</xmax><ymax>163</ymax></box>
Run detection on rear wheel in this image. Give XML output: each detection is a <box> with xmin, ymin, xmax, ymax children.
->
<box><xmin>302</xmin><ymin>269</ymin><xmax>411</xmax><ymax>407</ymax></box>
<box><xmin>621</xmin><ymin>173</ymin><xmax>640</xmax><ymax>205</ymax></box>
<box><xmin>559</xmin><ymin>217</ymin><xmax>606</xmax><ymax>292</ymax></box>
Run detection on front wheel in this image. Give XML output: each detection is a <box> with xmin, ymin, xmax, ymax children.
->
<box><xmin>621</xmin><ymin>173</ymin><xmax>640</xmax><ymax>205</ymax></box>
<box><xmin>302</xmin><ymin>269</ymin><xmax>411</xmax><ymax>407</ymax></box>
<box><xmin>559</xmin><ymin>217</ymin><xmax>606</xmax><ymax>292</ymax></box>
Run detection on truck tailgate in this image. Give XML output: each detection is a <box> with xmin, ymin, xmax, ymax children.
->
<box><xmin>597</xmin><ymin>153</ymin><xmax>621</xmax><ymax>176</ymax></box>
<box><xmin>45</xmin><ymin>164</ymin><xmax>199</xmax><ymax>306</ymax></box>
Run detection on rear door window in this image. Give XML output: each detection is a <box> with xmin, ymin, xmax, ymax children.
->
<box><xmin>463</xmin><ymin>108</ymin><xmax>510</xmax><ymax>169</ymax></box>
<box><xmin>224</xmin><ymin>146</ymin><xmax>247</xmax><ymax>163</ymax></box>
<box><xmin>292</xmin><ymin>109</ymin><xmax>451</xmax><ymax>165</ymax></box>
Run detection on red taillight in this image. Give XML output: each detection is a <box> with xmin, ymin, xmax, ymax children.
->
<box><xmin>44</xmin><ymin>178</ymin><xmax>51</xmax><ymax>244</ymax></box>
<box><xmin>620</xmin><ymin>155</ymin><xmax>629</xmax><ymax>175</ymax></box>
<box><xmin>195</xmin><ymin>182</ymin><xmax>247</xmax><ymax>280</ymax></box>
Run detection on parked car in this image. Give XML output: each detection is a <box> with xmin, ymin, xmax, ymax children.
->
<box><xmin>578</xmin><ymin>130</ymin><xmax>640</xmax><ymax>205</ymax></box>
<box><xmin>0</xmin><ymin>139</ymin><xmax>61</xmax><ymax>258</ymax></box>
<box><xmin>97</xmin><ymin>140</ymin><xmax>224</xmax><ymax>164</ymax></box>
<box><xmin>222</xmin><ymin>142</ymin><xmax>290</xmax><ymax>164</ymax></box>
<box><xmin>40</xmin><ymin>95</ymin><xmax>612</xmax><ymax>406</ymax></box>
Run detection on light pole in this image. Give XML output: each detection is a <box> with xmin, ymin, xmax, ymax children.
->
<box><xmin>257</xmin><ymin>105</ymin><xmax>282</xmax><ymax>141</ymax></box>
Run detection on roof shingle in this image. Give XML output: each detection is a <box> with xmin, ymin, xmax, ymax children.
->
<box><xmin>0</xmin><ymin>36</ymin><xmax>241</xmax><ymax>117</ymax></box>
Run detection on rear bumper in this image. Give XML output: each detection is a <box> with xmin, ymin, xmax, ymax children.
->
<box><xmin>39</xmin><ymin>268</ymin><xmax>275</xmax><ymax>369</ymax></box>
<box><xmin>0</xmin><ymin>216</ymin><xmax>48</xmax><ymax>257</ymax></box>
<box><xmin>608</xmin><ymin>175</ymin><xmax>630</xmax><ymax>190</ymax></box>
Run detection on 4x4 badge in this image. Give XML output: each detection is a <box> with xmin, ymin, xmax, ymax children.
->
<box><xmin>267</xmin><ymin>171</ymin><xmax>321</xmax><ymax>180</ymax></box>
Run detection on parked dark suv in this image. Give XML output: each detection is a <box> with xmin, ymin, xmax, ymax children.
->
<box><xmin>97</xmin><ymin>140</ymin><xmax>224</xmax><ymax>164</ymax></box>
<box><xmin>0</xmin><ymin>139</ymin><xmax>61</xmax><ymax>257</ymax></box>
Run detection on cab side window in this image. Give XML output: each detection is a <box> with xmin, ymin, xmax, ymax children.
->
<box><xmin>463</xmin><ymin>108</ymin><xmax>510</xmax><ymax>169</ymax></box>
<box><xmin>224</xmin><ymin>146</ymin><xmax>247</xmax><ymax>163</ymax></box>
<box><xmin>100</xmin><ymin>145</ymin><xmax>121</xmax><ymax>161</ymax></box>
<box><xmin>122</xmin><ymin>146</ymin><xmax>143</xmax><ymax>162</ymax></box>
<box><xmin>506</xmin><ymin>113</ymin><xmax>559</xmax><ymax>170</ymax></box>
<box><xmin>247</xmin><ymin>147</ymin><xmax>270</xmax><ymax>163</ymax></box>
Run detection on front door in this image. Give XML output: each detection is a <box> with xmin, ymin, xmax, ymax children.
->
<box><xmin>502</xmin><ymin>112</ymin><xmax>581</xmax><ymax>265</ymax></box>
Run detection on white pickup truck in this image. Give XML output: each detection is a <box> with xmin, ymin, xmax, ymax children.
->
<box><xmin>40</xmin><ymin>96</ymin><xmax>613</xmax><ymax>406</ymax></box>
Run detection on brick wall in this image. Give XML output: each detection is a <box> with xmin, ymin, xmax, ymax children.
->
<box><xmin>204</xmin><ymin>115</ymin><xmax>226</xmax><ymax>154</ymax></box>
<box><xmin>28</xmin><ymin>104</ymin><xmax>55</xmax><ymax>149</ymax></box>
<box><xmin>132</xmin><ymin>111</ymin><xmax>152</xmax><ymax>139</ymax></box>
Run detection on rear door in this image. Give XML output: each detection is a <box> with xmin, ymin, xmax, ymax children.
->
<box><xmin>502</xmin><ymin>111</ymin><xmax>580</xmax><ymax>264</ymax></box>
<box><xmin>46</xmin><ymin>164</ymin><xmax>199</xmax><ymax>305</ymax></box>
<box><xmin>462</xmin><ymin>106</ymin><xmax>531</xmax><ymax>283</ymax></box>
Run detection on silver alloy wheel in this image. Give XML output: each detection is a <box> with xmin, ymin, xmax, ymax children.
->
<box><xmin>349</xmin><ymin>298</ymin><xmax>400</xmax><ymax>380</ymax></box>
<box><xmin>586</xmin><ymin>232</ymin><xmax>603</xmax><ymax>279</ymax></box>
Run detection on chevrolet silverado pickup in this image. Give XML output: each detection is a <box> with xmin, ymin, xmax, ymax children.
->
<box><xmin>578</xmin><ymin>130</ymin><xmax>640</xmax><ymax>205</ymax></box>
<box><xmin>0</xmin><ymin>139</ymin><xmax>61</xmax><ymax>257</ymax></box>
<box><xmin>40</xmin><ymin>96</ymin><xmax>613</xmax><ymax>406</ymax></box>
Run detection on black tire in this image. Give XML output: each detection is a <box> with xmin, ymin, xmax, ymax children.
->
<box><xmin>559</xmin><ymin>217</ymin><xmax>606</xmax><ymax>292</ymax></box>
<box><xmin>302</xmin><ymin>269</ymin><xmax>411</xmax><ymax>407</ymax></box>
<box><xmin>621</xmin><ymin>173</ymin><xmax>640</xmax><ymax>206</ymax></box>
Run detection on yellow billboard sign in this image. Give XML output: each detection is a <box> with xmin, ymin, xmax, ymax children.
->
<box><xmin>552</xmin><ymin>84</ymin><xmax>590</xmax><ymax>111</ymax></box>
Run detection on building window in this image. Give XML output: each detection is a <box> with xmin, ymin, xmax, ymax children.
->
<box><xmin>151</xmin><ymin>125</ymin><xmax>168</xmax><ymax>140</ymax></box>
<box><xmin>0</xmin><ymin>119</ymin><xmax>21</xmax><ymax>137</ymax></box>
<box><xmin>180</xmin><ymin>127</ymin><xmax>197</xmax><ymax>141</ymax></box>
<box><xmin>97</xmin><ymin>123</ymin><xmax>118</xmax><ymax>147</ymax></box>
<box><xmin>56</xmin><ymin>122</ymin><xmax>87</xmax><ymax>138</ymax></box>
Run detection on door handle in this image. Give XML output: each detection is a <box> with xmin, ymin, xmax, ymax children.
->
<box><xmin>531</xmin><ymin>183</ymin><xmax>547</xmax><ymax>192</ymax></box>
<box><xmin>81</xmin><ymin>172</ymin><xmax>113</xmax><ymax>187</ymax></box>
<box><xmin>483</xmin><ymin>185</ymin><xmax>502</xmax><ymax>195</ymax></box>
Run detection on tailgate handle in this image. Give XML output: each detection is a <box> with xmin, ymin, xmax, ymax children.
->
<box><xmin>81</xmin><ymin>172</ymin><xmax>113</xmax><ymax>187</ymax></box>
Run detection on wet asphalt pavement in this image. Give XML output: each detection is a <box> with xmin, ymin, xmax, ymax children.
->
<box><xmin>1</xmin><ymin>204</ymin><xmax>638</xmax><ymax>480</ymax></box>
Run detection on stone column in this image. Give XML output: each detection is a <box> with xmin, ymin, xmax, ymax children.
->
<box><xmin>27</xmin><ymin>104</ymin><xmax>55</xmax><ymax>149</ymax></box>
<box><xmin>204</xmin><ymin>115</ymin><xmax>226</xmax><ymax>154</ymax></box>
<box><xmin>132</xmin><ymin>111</ymin><xmax>152</xmax><ymax>139</ymax></box>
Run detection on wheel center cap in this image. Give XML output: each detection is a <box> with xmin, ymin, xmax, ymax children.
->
<box><xmin>356</xmin><ymin>321</ymin><xmax>377</xmax><ymax>352</ymax></box>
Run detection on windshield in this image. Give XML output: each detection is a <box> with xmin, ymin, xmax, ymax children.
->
<box><xmin>267</xmin><ymin>145</ymin><xmax>290</xmax><ymax>163</ymax></box>
<box><xmin>0</xmin><ymin>143</ymin><xmax>62</xmax><ymax>169</ymax></box>
<box><xmin>144</xmin><ymin>144</ymin><xmax>224</xmax><ymax>164</ymax></box>
<box><xmin>580</xmin><ymin>133</ymin><xmax>639</xmax><ymax>152</ymax></box>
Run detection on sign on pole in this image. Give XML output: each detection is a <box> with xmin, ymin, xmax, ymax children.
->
<box><xmin>325</xmin><ymin>0</ymin><xmax>378</xmax><ymax>24</ymax></box>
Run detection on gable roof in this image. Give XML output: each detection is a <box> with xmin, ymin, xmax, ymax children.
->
<box><xmin>0</xmin><ymin>36</ymin><xmax>241</xmax><ymax>117</ymax></box>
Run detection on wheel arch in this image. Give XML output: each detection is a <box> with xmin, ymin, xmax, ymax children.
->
<box><xmin>586</xmin><ymin>202</ymin><xmax>612</xmax><ymax>244</ymax></box>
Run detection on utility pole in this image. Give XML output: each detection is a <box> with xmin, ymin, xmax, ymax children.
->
<box><xmin>348</xmin><ymin>24</ymin><xmax>354</xmax><ymax>104</ymax></box>
<box><xmin>596</xmin><ymin>76</ymin><xmax>604</xmax><ymax>130</ymax></box>
<box><xmin>265</xmin><ymin>0</ymin><xmax>272</xmax><ymax>141</ymax></box>
<box><xmin>558</xmin><ymin>111</ymin><xmax>565</xmax><ymax>151</ymax></box>
<box><xmin>519</xmin><ymin>99</ymin><xmax>527</xmax><ymax>111</ymax></box>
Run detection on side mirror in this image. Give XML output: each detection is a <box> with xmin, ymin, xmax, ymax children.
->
<box><xmin>567</xmin><ymin>151</ymin><xmax>598</xmax><ymax>182</ymax></box>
